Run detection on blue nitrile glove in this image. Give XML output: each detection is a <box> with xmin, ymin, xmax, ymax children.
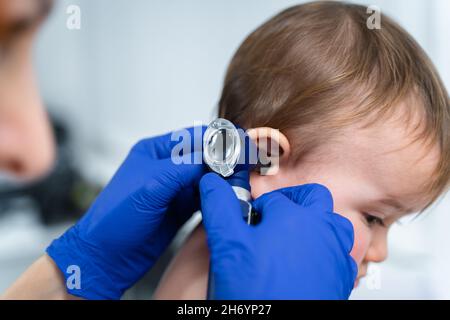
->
<box><xmin>47</xmin><ymin>126</ymin><xmax>206</xmax><ymax>300</ymax></box>
<box><xmin>200</xmin><ymin>173</ymin><xmax>358</xmax><ymax>300</ymax></box>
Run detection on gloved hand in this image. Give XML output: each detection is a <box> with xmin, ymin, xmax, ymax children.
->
<box><xmin>47</xmin><ymin>126</ymin><xmax>206</xmax><ymax>299</ymax></box>
<box><xmin>200</xmin><ymin>173</ymin><xmax>358</xmax><ymax>299</ymax></box>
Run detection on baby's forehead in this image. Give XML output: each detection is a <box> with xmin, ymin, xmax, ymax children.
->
<box><xmin>331</xmin><ymin>102</ymin><xmax>439</xmax><ymax>211</ymax></box>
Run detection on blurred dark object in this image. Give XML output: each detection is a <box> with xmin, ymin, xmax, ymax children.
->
<box><xmin>0</xmin><ymin>114</ymin><xmax>101</xmax><ymax>224</ymax></box>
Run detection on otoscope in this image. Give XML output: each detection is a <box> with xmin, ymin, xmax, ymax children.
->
<box><xmin>203</xmin><ymin>118</ymin><xmax>261</xmax><ymax>299</ymax></box>
<box><xmin>203</xmin><ymin>118</ymin><xmax>260</xmax><ymax>225</ymax></box>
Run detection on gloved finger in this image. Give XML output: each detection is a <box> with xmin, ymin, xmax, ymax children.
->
<box><xmin>138</xmin><ymin>152</ymin><xmax>206</xmax><ymax>213</ymax></box>
<box><xmin>278</xmin><ymin>183</ymin><xmax>334</xmax><ymax>213</ymax></box>
<box><xmin>252</xmin><ymin>183</ymin><xmax>334</xmax><ymax>217</ymax></box>
<box><xmin>252</xmin><ymin>190</ymin><xmax>295</xmax><ymax>225</ymax></box>
<box><xmin>199</xmin><ymin>173</ymin><xmax>246</xmax><ymax>241</ymax></box>
<box><xmin>329</xmin><ymin>213</ymin><xmax>355</xmax><ymax>254</ymax></box>
<box><xmin>131</xmin><ymin>126</ymin><xmax>207</xmax><ymax>160</ymax></box>
<box><xmin>328</xmin><ymin>213</ymin><xmax>358</xmax><ymax>292</ymax></box>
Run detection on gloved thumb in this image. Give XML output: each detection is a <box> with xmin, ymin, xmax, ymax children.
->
<box><xmin>280</xmin><ymin>184</ymin><xmax>354</xmax><ymax>254</ymax></box>
<box><xmin>199</xmin><ymin>173</ymin><xmax>246</xmax><ymax>243</ymax></box>
<box><xmin>279</xmin><ymin>183</ymin><xmax>334</xmax><ymax>213</ymax></box>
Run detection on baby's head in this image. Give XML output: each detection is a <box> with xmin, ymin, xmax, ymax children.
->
<box><xmin>218</xmin><ymin>1</ymin><xmax>450</xmax><ymax>285</ymax></box>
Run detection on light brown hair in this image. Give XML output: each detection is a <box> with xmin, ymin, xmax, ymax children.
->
<box><xmin>218</xmin><ymin>1</ymin><xmax>450</xmax><ymax>208</ymax></box>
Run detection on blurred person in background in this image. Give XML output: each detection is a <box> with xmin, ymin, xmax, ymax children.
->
<box><xmin>0</xmin><ymin>0</ymin><xmax>55</xmax><ymax>181</ymax></box>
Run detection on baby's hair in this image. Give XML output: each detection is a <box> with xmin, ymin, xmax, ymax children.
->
<box><xmin>218</xmin><ymin>1</ymin><xmax>450</xmax><ymax>209</ymax></box>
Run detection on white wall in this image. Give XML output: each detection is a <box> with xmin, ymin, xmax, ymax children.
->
<box><xmin>34</xmin><ymin>0</ymin><xmax>450</xmax><ymax>299</ymax></box>
<box><xmin>36</xmin><ymin>0</ymin><xmax>305</xmax><ymax>182</ymax></box>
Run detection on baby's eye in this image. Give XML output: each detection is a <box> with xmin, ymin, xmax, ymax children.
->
<box><xmin>363</xmin><ymin>213</ymin><xmax>385</xmax><ymax>227</ymax></box>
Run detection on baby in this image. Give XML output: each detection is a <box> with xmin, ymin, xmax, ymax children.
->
<box><xmin>154</xmin><ymin>1</ymin><xmax>450</xmax><ymax>298</ymax></box>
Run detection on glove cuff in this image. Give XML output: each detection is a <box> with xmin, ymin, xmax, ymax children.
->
<box><xmin>46</xmin><ymin>226</ymin><xmax>123</xmax><ymax>300</ymax></box>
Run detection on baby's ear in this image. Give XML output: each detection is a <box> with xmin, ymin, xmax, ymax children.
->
<box><xmin>247</xmin><ymin>127</ymin><xmax>291</xmax><ymax>176</ymax></box>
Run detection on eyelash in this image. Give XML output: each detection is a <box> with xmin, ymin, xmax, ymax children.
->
<box><xmin>363</xmin><ymin>213</ymin><xmax>385</xmax><ymax>227</ymax></box>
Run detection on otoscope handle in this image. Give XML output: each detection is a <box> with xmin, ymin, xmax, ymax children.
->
<box><xmin>227</xmin><ymin>170</ymin><xmax>260</xmax><ymax>225</ymax></box>
<box><xmin>203</xmin><ymin>119</ymin><xmax>260</xmax><ymax>299</ymax></box>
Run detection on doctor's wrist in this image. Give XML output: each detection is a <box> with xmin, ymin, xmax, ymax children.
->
<box><xmin>46</xmin><ymin>226</ymin><xmax>123</xmax><ymax>300</ymax></box>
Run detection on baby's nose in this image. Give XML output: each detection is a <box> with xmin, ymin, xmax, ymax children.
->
<box><xmin>0</xmin><ymin>110</ymin><xmax>55</xmax><ymax>180</ymax></box>
<box><xmin>365</xmin><ymin>232</ymin><xmax>388</xmax><ymax>263</ymax></box>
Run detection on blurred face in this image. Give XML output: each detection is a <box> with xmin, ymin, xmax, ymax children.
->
<box><xmin>0</xmin><ymin>0</ymin><xmax>55</xmax><ymax>180</ymax></box>
<box><xmin>250</xmin><ymin>101</ymin><xmax>439</xmax><ymax>287</ymax></box>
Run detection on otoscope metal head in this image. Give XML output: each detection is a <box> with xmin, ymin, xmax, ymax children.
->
<box><xmin>203</xmin><ymin>118</ymin><xmax>258</xmax><ymax>177</ymax></box>
<box><xmin>203</xmin><ymin>118</ymin><xmax>260</xmax><ymax>225</ymax></box>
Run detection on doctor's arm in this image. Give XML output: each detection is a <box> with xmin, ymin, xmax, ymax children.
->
<box><xmin>2</xmin><ymin>255</ymin><xmax>79</xmax><ymax>300</ymax></box>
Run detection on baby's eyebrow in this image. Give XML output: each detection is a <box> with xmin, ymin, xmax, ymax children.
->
<box><xmin>377</xmin><ymin>198</ymin><xmax>411</xmax><ymax>214</ymax></box>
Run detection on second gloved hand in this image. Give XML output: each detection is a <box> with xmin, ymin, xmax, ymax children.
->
<box><xmin>47</xmin><ymin>127</ymin><xmax>206</xmax><ymax>299</ymax></box>
<box><xmin>200</xmin><ymin>173</ymin><xmax>358</xmax><ymax>299</ymax></box>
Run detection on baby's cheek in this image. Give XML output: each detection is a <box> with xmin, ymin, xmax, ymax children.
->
<box><xmin>348</xmin><ymin>220</ymin><xmax>370</xmax><ymax>265</ymax></box>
